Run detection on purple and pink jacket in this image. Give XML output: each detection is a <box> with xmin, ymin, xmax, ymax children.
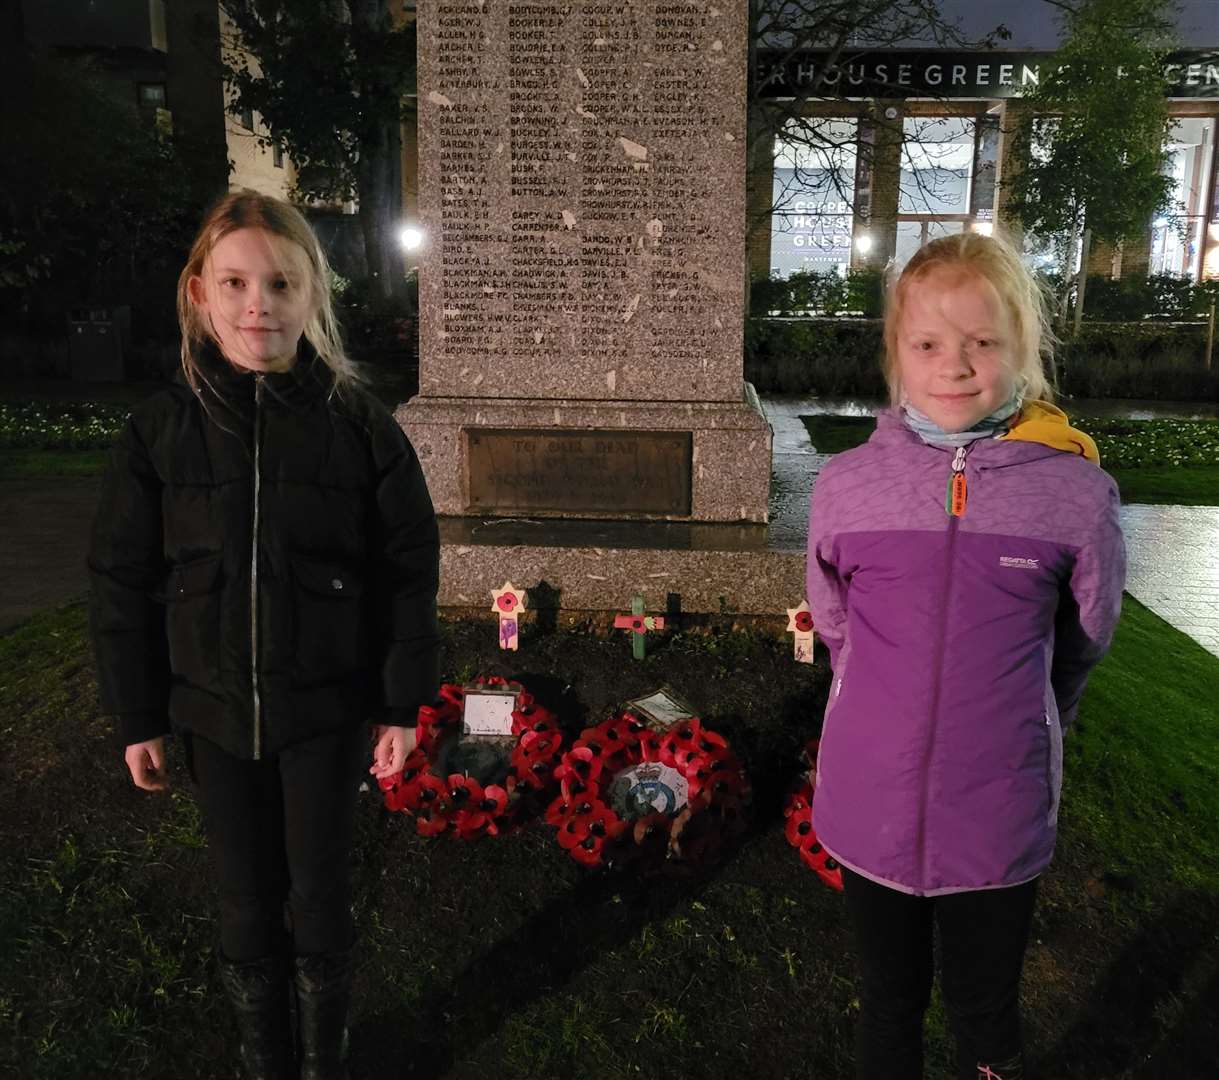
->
<box><xmin>806</xmin><ymin>403</ymin><xmax>1126</xmax><ymax>896</ymax></box>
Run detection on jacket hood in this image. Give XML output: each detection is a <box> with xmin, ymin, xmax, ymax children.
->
<box><xmin>870</xmin><ymin>402</ymin><xmax>1100</xmax><ymax>466</ymax></box>
<box><xmin>1000</xmin><ymin>400</ymin><xmax>1100</xmax><ymax>465</ymax></box>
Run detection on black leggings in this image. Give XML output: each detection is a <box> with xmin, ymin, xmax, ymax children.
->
<box><xmin>185</xmin><ymin>726</ymin><xmax>368</xmax><ymax>962</ymax></box>
<box><xmin>842</xmin><ymin>868</ymin><xmax>1038</xmax><ymax>1080</ymax></box>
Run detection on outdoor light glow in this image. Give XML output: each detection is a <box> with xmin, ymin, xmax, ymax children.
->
<box><xmin>399</xmin><ymin>225</ymin><xmax>425</xmax><ymax>251</ymax></box>
<box><xmin>1154</xmin><ymin>218</ymin><xmax>1169</xmax><ymax>229</ymax></box>
<box><xmin>973</xmin><ymin>221</ymin><xmax>994</xmax><ymax>236</ymax></box>
<box><xmin>855</xmin><ymin>234</ymin><xmax>873</xmax><ymax>254</ymax></box>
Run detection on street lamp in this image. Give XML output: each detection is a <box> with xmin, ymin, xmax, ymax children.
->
<box><xmin>399</xmin><ymin>225</ymin><xmax>425</xmax><ymax>252</ymax></box>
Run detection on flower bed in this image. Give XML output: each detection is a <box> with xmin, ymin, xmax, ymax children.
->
<box><xmin>1072</xmin><ymin>417</ymin><xmax>1219</xmax><ymax>469</ymax></box>
<box><xmin>0</xmin><ymin>402</ymin><xmax>129</xmax><ymax>450</ymax></box>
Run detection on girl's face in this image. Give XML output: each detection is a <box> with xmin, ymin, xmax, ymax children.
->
<box><xmin>895</xmin><ymin>267</ymin><xmax>1017</xmax><ymax>433</ymax></box>
<box><xmin>188</xmin><ymin>228</ymin><xmax>311</xmax><ymax>373</ymax></box>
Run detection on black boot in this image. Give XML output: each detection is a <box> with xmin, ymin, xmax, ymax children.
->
<box><xmin>217</xmin><ymin>954</ymin><xmax>294</xmax><ymax>1080</ymax></box>
<box><xmin>294</xmin><ymin>949</ymin><xmax>353</xmax><ymax>1080</ymax></box>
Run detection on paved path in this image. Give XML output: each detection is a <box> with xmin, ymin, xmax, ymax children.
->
<box><xmin>762</xmin><ymin>396</ymin><xmax>1219</xmax><ymax>659</ymax></box>
<box><xmin>0</xmin><ymin>479</ymin><xmax>99</xmax><ymax>634</ymax></box>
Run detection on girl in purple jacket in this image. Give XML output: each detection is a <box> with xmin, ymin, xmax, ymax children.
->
<box><xmin>807</xmin><ymin>233</ymin><xmax>1125</xmax><ymax>1080</ymax></box>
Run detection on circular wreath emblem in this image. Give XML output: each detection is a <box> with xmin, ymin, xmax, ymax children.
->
<box><xmin>544</xmin><ymin>712</ymin><xmax>751</xmax><ymax>868</ymax></box>
<box><xmin>378</xmin><ymin>677</ymin><xmax>564</xmax><ymax>839</ymax></box>
<box><xmin>783</xmin><ymin>740</ymin><xmax>843</xmax><ymax>891</ymax></box>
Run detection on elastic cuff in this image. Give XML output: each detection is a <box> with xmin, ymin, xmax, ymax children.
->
<box><xmin>382</xmin><ymin>706</ymin><xmax>419</xmax><ymax>730</ymax></box>
<box><xmin>116</xmin><ymin>711</ymin><xmax>171</xmax><ymax>747</ymax></box>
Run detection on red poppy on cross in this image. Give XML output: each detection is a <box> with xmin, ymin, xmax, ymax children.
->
<box><xmin>613</xmin><ymin>594</ymin><xmax>665</xmax><ymax>659</ymax></box>
<box><xmin>786</xmin><ymin>601</ymin><xmax>815</xmax><ymax>664</ymax></box>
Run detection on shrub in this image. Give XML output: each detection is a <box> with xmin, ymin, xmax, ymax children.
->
<box><xmin>749</xmin><ymin>269</ymin><xmax>885</xmax><ymax>317</ymax></box>
<box><xmin>745</xmin><ymin>318</ymin><xmax>886</xmax><ymax>397</ymax></box>
<box><xmin>746</xmin><ymin>318</ymin><xmax>1217</xmax><ymax>401</ymax></box>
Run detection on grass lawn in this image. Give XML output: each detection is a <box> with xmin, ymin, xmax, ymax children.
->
<box><xmin>801</xmin><ymin>415</ymin><xmax>1219</xmax><ymax>506</ymax></box>
<box><xmin>1</xmin><ymin>597</ymin><xmax>1216</xmax><ymax>1079</ymax></box>
<box><xmin>0</xmin><ymin>449</ymin><xmax>110</xmax><ymax>479</ymax></box>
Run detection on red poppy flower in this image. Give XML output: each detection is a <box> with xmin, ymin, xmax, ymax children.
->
<box><xmin>453</xmin><ymin>808</ymin><xmax>491</xmax><ymax>838</ymax></box>
<box><xmin>636</xmin><ymin>730</ymin><xmax>662</xmax><ymax>763</ymax></box>
<box><xmin>569</xmin><ymin>838</ymin><xmax>606</xmax><ymax>867</ymax></box>
<box><xmin>404</xmin><ymin>773</ymin><xmax>447</xmax><ymax>813</ymax></box>
<box><xmin>447</xmin><ymin>774</ymin><xmax>484</xmax><ymax>810</ymax></box>
<box><xmin>439</xmin><ymin>684</ymin><xmax>466</xmax><ymax>708</ymax></box>
<box><xmin>557</xmin><ymin>812</ymin><xmax>592</xmax><ymax>851</ymax></box>
<box><xmin>480</xmin><ymin>784</ymin><xmax>509</xmax><ymax>817</ymax></box>
<box><xmin>496</xmin><ymin>593</ymin><xmax>518</xmax><ymax>613</ymax></box>
<box><xmin>795</xmin><ymin>610</ymin><xmax>814</xmax><ymax>633</ymax></box>
<box><xmin>401</xmin><ymin>748</ymin><xmax>429</xmax><ymax>782</ymax></box>
<box><xmin>517</xmin><ymin>728</ymin><xmax>562</xmax><ymax>761</ymax></box>
<box><xmin>784</xmin><ymin>782</ymin><xmax>814</xmax><ymax>818</ymax></box>
<box><xmin>545</xmin><ymin>794</ymin><xmax>576</xmax><ymax>827</ymax></box>
<box><xmin>383</xmin><ymin>781</ymin><xmax>411</xmax><ymax>813</ymax></box>
<box><xmin>554</xmin><ymin>747</ymin><xmax>604</xmax><ymax>790</ymax></box>
<box><xmin>785</xmin><ymin>810</ymin><xmax>816</xmax><ymax>849</ymax></box>
<box><xmin>415</xmin><ymin>808</ymin><xmax>450</xmax><ymax>837</ymax></box>
<box><xmin>595</xmin><ymin>716</ymin><xmax>640</xmax><ymax>751</ymax></box>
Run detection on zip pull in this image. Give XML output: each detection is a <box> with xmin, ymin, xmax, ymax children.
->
<box><xmin>945</xmin><ymin>445</ymin><xmax>968</xmax><ymax>517</ymax></box>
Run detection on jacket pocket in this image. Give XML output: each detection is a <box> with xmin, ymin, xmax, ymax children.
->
<box><xmin>162</xmin><ymin>553</ymin><xmax>223</xmax><ymax>689</ymax></box>
<box><xmin>815</xmin><ymin>652</ymin><xmax>850</xmax><ymax>789</ymax></box>
<box><xmin>290</xmin><ymin>554</ymin><xmax>367</xmax><ymax>683</ymax></box>
<box><xmin>1044</xmin><ymin>710</ymin><xmax>1064</xmax><ymax>824</ymax></box>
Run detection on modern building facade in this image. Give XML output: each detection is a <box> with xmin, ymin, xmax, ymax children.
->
<box><xmin>753</xmin><ymin>49</ymin><xmax>1219</xmax><ymax>283</ymax></box>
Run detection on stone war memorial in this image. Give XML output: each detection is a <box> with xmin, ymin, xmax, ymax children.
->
<box><xmin>400</xmin><ymin>0</ymin><xmax>805</xmax><ymax>618</ymax></box>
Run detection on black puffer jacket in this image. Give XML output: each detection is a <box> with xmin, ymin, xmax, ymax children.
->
<box><xmin>88</xmin><ymin>344</ymin><xmax>440</xmax><ymax>759</ymax></box>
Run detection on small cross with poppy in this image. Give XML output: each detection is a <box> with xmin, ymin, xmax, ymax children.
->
<box><xmin>786</xmin><ymin>601</ymin><xmax>815</xmax><ymax>664</ymax></box>
<box><xmin>491</xmin><ymin>581</ymin><xmax>527</xmax><ymax>651</ymax></box>
<box><xmin>613</xmin><ymin>594</ymin><xmax>665</xmax><ymax>660</ymax></box>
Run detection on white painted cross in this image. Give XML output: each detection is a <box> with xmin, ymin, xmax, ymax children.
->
<box><xmin>786</xmin><ymin>601</ymin><xmax>815</xmax><ymax>664</ymax></box>
<box><xmin>491</xmin><ymin>582</ymin><xmax>526</xmax><ymax>651</ymax></box>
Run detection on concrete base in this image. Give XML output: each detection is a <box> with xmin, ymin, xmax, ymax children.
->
<box><xmin>396</xmin><ymin>384</ymin><xmax>772</xmax><ymax>524</ymax></box>
<box><xmin>436</xmin><ymin>516</ymin><xmax>804</xmax><ymax>617</ymax></box>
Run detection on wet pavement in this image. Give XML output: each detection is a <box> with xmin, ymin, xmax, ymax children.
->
<box><xmin>761</xmin><ymin>395</ymin><xmax>1219</xmax><ymax>659</ymax></box>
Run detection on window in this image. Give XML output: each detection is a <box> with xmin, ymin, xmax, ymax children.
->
<box><xmin>770</xmin><ymin>117</ymin><xmax>858</xmax><ymax>278</ymax></box>
<box><xmin>273</xmin><ymin>143</ymin><xmax>284</xmax><ymax>169</ymax></box>
<box><xmin>138</xmin><ymin>82</ymin><xmax>166</xmax><ymax>107</ymax></box>
<box><xmin>900</xmin><ymin>116</ymin><xmax>975</xmax><ymax>216</ymax></box>
<box><xmin>239</xmin><ymin>106</ymin><xmax>254</xmax><ymax>131</ymax></box>
<box><xmin>1150</xmin><ymin>117</ymin><xmax>1217</xmax><ymax>280</ymax></box>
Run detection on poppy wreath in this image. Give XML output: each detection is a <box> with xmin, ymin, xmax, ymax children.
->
<box><xmin>544</xmin><ymin>712</ymin><xmax>751</xmax><ymax>868</ymax></box>
<box><xmin>783</xmin><ymin>740</ymin><xmax>843</xmax><ymax>891</ymax></box>
<box><xmin>378</xmin><ymin>676</ymin><xmax>565</xmax><ymax>839</ymax></box>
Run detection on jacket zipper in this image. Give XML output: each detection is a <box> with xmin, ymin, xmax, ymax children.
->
<box><xmin>915</xmin><ymin>443</ymin><xmax>970</xmax><ymax>880</ymax></box>
<box><xmin>251</xmin><ymin>375</ymin><xmax>264</xmax><ymax>760</ymax></box>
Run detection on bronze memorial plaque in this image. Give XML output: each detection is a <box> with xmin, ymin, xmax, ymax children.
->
<box><xmin>466</xmin><ymin>429</ymin><xmax>692</xmax><ymax>516</ymax></box>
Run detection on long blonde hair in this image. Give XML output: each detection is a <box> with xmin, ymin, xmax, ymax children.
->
<box><xmin>882</xmin><ymin>232</ymin><xmax>1057</xmax><ymax>405</ymax></box>
<box><xmin>176</xmin><ymin>189</ymin><xmax>360</xmax><ymax>395</ymax></box>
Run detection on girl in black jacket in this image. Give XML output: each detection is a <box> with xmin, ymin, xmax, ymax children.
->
<box><xmin>88</xmin><ymin>190</ymin><xmax>440</xmax><ymax>1080</ymax></box>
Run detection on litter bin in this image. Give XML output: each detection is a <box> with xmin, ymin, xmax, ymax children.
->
<box><xmin>68</xmin><ymin>306</ymin><xmax>130</xmax><ymax>381</ymax></box>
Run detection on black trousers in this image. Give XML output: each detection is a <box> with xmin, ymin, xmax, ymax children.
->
<box><xmin>842</xmin><ymin>868</ymin><xmax>1038</xmax><ymax>1080</ymax></box>
<box><xmin>185</xmin><ymin>725</ymin><xmax>369</xmax><ymax>963</ymax></box>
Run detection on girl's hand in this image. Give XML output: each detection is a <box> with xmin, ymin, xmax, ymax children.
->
<box><xmin>124</xmin><ymin>737</ymin><xmax>168</xmax><ymax>791</ymax></box>
<box><xmin>370</xmin><ymin>725</ymin><xmax>417</xmax><ymax>779</ymax></box>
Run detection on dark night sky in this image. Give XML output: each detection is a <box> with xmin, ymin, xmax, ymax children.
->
<box><xmin>937</xmin><ymin>0</ymin><xmax>1218</xmax><ymax>47</ymax></box>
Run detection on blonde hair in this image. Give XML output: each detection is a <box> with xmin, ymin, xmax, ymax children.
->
<box><xmin>882</xmin><ymin>231</ymin><xmax>1056</xmax><ymax>405</ymax></box>
<box><xmin>176</xmin><ymin>189</ymin><xmax>360</xmax><ymax>396</ymax></box>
